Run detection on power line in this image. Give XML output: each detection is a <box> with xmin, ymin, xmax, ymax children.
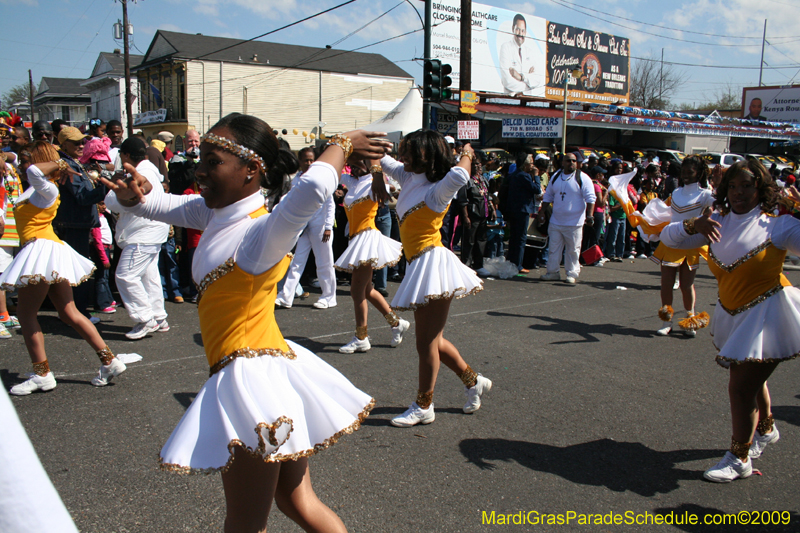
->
<box><xmin>549</xmin><ymin>0</ymin><xmax>799</xmax><ymax>40</ymax></box>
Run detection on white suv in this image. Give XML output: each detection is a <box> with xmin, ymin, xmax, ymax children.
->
<box><xmin>700</xmin><ymin>152</ymin><xmax>743</xmax><ymax>169</ymax></box>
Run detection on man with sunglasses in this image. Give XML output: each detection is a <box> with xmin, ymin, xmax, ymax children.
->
<box><xmin>32</xmin><ymin>120</ymin><xmax>54</xmax><ymax>144</ymax></box>
<box><xmin>53</xmin><ymin>127</ymin><xmax>108</xmax><ymax>322</ymax></box>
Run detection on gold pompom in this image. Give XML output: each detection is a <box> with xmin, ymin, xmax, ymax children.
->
<box><xmin>658</xmin><ymin>305</ymin><xmax>674</xmax><ymax>322</ymax></box>
<box><xmin>678</xmin><ymin>311</ymin><xmax>710</xmax><ymax>332</ymax></box>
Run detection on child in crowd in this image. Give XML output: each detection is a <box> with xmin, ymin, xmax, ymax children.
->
<box><xmin>90</xmin><ymin>202</ymin><xmax>116</xmax><ymax>314</ymax></box>
<box><xmin>485</xmin><ymin>195</ymin><xmax>505</xmax><ymax>259</ymax></box>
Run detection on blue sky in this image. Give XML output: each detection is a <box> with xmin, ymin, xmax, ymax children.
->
<box><xmin>2</xmin><ymin>0</ymin><xmax>799</xmax><ymax>109</ymax></box>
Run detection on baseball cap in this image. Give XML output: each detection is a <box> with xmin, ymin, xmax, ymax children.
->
<box><xmin>157</xmin><ymin>131</ymin><xmax>175</xmax><ymax>143</ymax></box>
<box><xmin>58</xmin><ymin>126</ymin><xmax>89</xmax><ymax>144</ymax></box>
<box><xmin>534</xmin><ymin>154</ymin><xmax>550</xmax><ymax>161</ymax></box>
<box><xmin>120</xmin><ymin>137</ymin><xmax>147</xmax><ymax>159</ymax></box>
<box><xmin>444</xmin><ymin>135</ymin><xmax>455</xmax><ymax>145</ymax></box>
<box><xmin>591</xmin><ymin>165</ymin><xmax>607</xmax><ymax>175</ymax></box>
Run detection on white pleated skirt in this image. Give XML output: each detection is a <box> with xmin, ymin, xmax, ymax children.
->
<box><xmin>712</xmin><ymin>286</ymin><xmax>800</xmax><ymax>368</ymax></box>
<box><xmin>159</xmin><ymin>339</ymin><xmax>374</xmax><ymax>473</ymax></box>
<box><xmin>391</xmin><ymin>246</ymin><xmax>483</xmax><ymax>311</ymax></box>
<box><xmin>334</xmin><ymin>228</ymin><xmax>402</xmax><ymax>272</ymax></box>
<box><xmin>0</xmin><ymin>238</ymin><xmax>95</xmax><ymax>291</ymax></box>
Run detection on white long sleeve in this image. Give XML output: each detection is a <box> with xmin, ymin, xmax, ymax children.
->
<box><xmin>22</xmin><ymin>165</ymin><xmax>59</xmax><ymax>208</ymax></box>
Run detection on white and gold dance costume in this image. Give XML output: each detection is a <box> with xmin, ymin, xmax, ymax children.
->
<box><xmin>661</xmin><ymin>206</ymin><xmax>800</xmax><ymax>367</ymax></box>
<box><xmin>121</xmin><ymin>162</ymin><xmax>373</xmax><ymax>472</ymax></box>
<box><xmin>334</xmin><ymin>173</ymin><xmax>402</xmax><ymax>272</ymax></box>
<box><xmin>0</xmin><ymin>165</ymin><xmax>95</xmax><ymax>291</ymax></box>
<box><xmin>650</xmin><ymin>183</ymin><xmax>714</xmax><ymax>269</ymax></box>
<box><xmin>380</xmin><ymin>156</ymin><xmax>483</xmax><ymax>310</ymax></box>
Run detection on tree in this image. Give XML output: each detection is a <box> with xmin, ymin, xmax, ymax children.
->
<box><xmin>679</xmin><ymin>82</ymin><xmax>742</xmax><ymax>112</ymax></box>
<box><xmin>629</xmin><ymin>52</ymin><xmax>687</xmax><ymax>110</ymax></box>
<box><xmin>1</xmin><ymin>82</ymin><xmax>33</xmax><ymax>111</ymax></box>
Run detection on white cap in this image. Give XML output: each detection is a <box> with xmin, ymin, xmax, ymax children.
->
<box><xmin>444</xmin><ymin>135</ymin><xmax>455</xmax><ymax>144</ymax></box>
<box><xmin>535</xmin><ymin>154</ymin><xmax>550</xmax><ymax>161</ymax></box>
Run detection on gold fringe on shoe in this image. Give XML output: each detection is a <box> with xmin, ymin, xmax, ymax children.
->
<box><xmin>658</xmin><ymin>305</ymin><xmax>674</xmax><ymax>322</ymax></box>
<box><xmin>459</xmin><ymin>365</ymin><xmax>478</xmax><ymax>388</ymax></box>
<box><xmin>757</xmin><ymin>414</ymin><xmax>774</xmax><ymax>435</ymax></box>
<box><xmin>677</xmin><ymin>311</ymin><xmax>710</xmax><ymax>331</ymax></box>
<box><xmin>416</xmin><ymin>390</ymin><xmax>433</xmax><ymax>409</ymax></box>
<box><xmin>96</xmin><ymin>345</ymin><xmax>115</xmax><ymax>365</ymax></box>
<box><xmin>355</xmin><ymin>325</ymin><xmax>368</xmax><ymax>340</ymax></box>
<box><xmin>730</xmin><ymin>437</ymin><xmax>751</xmax><ymax>461</ymax></box>
<box><xmin>32</xmin><ymin>359</ymin><xmax>50</xmax><ymax>377</ymax></box>
<box><xmin>384</xmin><ymin>311</ymin><xmax>400</xmax><ymax>328</ymax></box>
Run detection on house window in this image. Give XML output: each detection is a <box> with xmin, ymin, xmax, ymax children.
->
<box><xmin>61</xmin><ymin>106</ymin><xmax>70</xmax><ymax>123</ymax></box>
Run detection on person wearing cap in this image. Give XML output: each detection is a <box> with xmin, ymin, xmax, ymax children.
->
<box><xmin>538</xmin><ymin>151</ymin><xmax>596</xmax><ymax>284</ymax></box>
<box><xmin>54</xmin><ymin>126</ymin><xmax>108</xmax><ymax>321</ymax></box>
<box><xmin>586</xmin><ymin>165</ymin><xmax>607</xmax><ymax>253</ymax></box>
<box><xmin>157</xmin><ymin>131</ymin><xmax>175</xmax><ymax>161</ymax></box>
<box><xmin>104</xmin><ymin>137</ymin><xmax>171</xmax><ymax>339</ymax></box>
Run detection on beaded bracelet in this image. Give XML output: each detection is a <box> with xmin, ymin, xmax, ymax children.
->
<box><xmin>459</xmin><ymin>150</ymin><xmax>474</xmax><ymax>162</ymax></box>
<box><xmin>369</xmin><ymin>165</ymin><xmax>383</xmax><ymax>174</ymax></box>
<box><xmin>683</xmin><ymin>217</ymin><xmax>698</xmax><ymax>235</ymax></box>
<box><xmin>326</xmin><ymin>134</ymin><xmax>353</xmax><ymax>160</ymax></box>
<box><xmin>57</xmin><ymin>159</ymin><xmax>70</xmax><ymax>172</ymax></box>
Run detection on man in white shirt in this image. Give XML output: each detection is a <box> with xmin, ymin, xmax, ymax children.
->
<box><xmin>276</xmin><ymin>147</ymin><xmax>337</xmax><ymax>309</ymax></box>
<box><xmin>498</xmin><ymin>14</ymin><xmax>544</xmax><ymax>96</ymax></box>
<box><xmin>105</xmin><ymin>137</ymin><xmax>170</xmax><ymax>339</ymax></box>
<box><xmin>538</xmin><ymin>152</ymin><xmax>596</xmax><ymax>284</ymax></box>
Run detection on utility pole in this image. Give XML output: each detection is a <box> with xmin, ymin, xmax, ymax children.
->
<box><xmin>758</xmin><ymin>19</ymin><xmax>767</xmax><ymax>87</ymax></box>
<box><xmin>459</xmin><ymin>0</ymin><xmax>472</xmax><ymax>121</ymax></box>
<box><xmin>28</xmin><ymin>69</ymin><xmax>35</xmax><ymax>122</ymax></box>
<box><xmin>659</xmin><ymin>48</ymin><xmax>664</xmax><ymax>104</ymax></box>
<box><xmin>122</xmin><ymin>0</ymin><xmax>134</xmax><ymax>135</ymax></box>
<box><xmin>423</xmin><ymin>0</ymin><xmax>432</xmax><ymax>129</ymax></box>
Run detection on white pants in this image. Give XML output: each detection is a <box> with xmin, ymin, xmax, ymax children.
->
<box><xmin>116</xmin><ymin>244</ymin><xmax>167</xmax><ymax>324</ymax></box>
<box><xmin>546</xmin><ymin>224</ymin><xmax>583</xmax><ymax>279</ymax></box>
<box><xmin>279</xmin><ymin>223</ymin><xmax>336</xmax><ymax>306</ymax></box>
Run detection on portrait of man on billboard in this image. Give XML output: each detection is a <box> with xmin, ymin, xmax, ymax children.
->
<box><xmin>744</xmin><ymin>97</ymin><xmax>768</xmax><ymax>121</ymax></box>
<box><xmin>498</xmin><ymin>14</ymin><xmax>545</xmax><ymax>96</ymax></box>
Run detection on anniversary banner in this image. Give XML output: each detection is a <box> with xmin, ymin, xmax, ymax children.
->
<box><xmin>545</xmin><ymin>22</ymin><xmax>630</xmax><ymax>105</ymax></box>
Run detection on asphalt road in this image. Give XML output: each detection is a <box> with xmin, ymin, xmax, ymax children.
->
<box><xmin>3</xmin><ymin>258</ymin><xmax>800</xmax><ymax>532</ymax></box>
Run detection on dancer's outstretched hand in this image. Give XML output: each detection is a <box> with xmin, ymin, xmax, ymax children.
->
<box><xmin>345</xmin><ymin>130</ymin><xmax>392</xmax><ymax>160</ymax></box>
<box><xmin>98</xmin><ymin>163</ymin><xmax>152</xmax><ymax>206</ymax></box>
<box><xmin>693</xmin><ymin>211</ymin><xmax>721</xmax><ymax>243</ymax></box>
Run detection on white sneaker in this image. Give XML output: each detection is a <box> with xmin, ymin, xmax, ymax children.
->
<box><xmin>313</xmin><ymin>300</ymin><xmax>336</xmax><ymax>309</ymax></box>
<box><xmin>89</xmin><ymin>316</ymin><xmax>101</xmax><ymax>325</ymax></box>
<box><xmin>339</xmin><ymin>336</ymin><xmax>371</xmax><ymax>353</ymax></box>
<box><xmin>310</xmin><ymin>279</ymin><xmax>321</xmax><ymax>288</ymax></box>
<box><xmin>464</xmin><ymin>374</ymin><xmax>492</xmax><ymax>413</ymax></box>
<box><xmin>673</xmin><ymin>280</ymin><xmax>680</xmax><ymax>290</ymax></box>
<box><xmin>683</xmin><ymin>329</ymin><xmax>696</xmax><ymax>337</ymax></box>
<box><xmin>156</xmin><ymin>319</ymin><xmax>170</xmax><ymax>332</ymax></box>
<box><xmin>625</xmin><ymin>254</ymin><xmax>635</xmax><ymax>259</ymax></box>
<box><xmin>540</xmin><ymin>271</ymin><xmax>561</xmax><ymax>281</ymax></box>
<box><xmin>91</xmin><ymin>358</ymin><xmax>127</xmax><ymax>387</ymax></box>
<box><xmin>597</xmin><ymin>257</ymin><xmax>610</xmax><ymax>264</ymax></box>
<box><xmin>636</xmin><ymin>254</ymin><xmax>647</xmax><ymax>259</ymax></box>
<box><xmin>390</xmin><ymin>318</ymin><xmax>410</xmax><ymax>347</ymax></box>
<box><xmin>656</xmin><ymin>321</ymin><xmax>672</xmax><ymax>336</ymax></box>
<box><xmin>274</xmin><ymin>298</ymin><xmax>291</xmax><ymax>309</ymax></box>
<box><xmin>703</xmin><ymin>452</ymin><xmax>752</xmax><ymax>483</ymax></box>
<box><xmin>749</xmin><ymin>425</ymin><xmax>780</xmax><ymax>459</ymax></box>
<box><xmin>476</xmin><ymin>267</ymin><xmax>491</xmax><ymax>277</ymax></box>
<box><xmin>391</xmin><ymin>402</ymin><xmax>435</xmax><ymax>427</ymax></box>
<box><xmin>564</xmin><ymin>276</ymin><xmax>577</xmax><ymax>284</ymax></box>
<box><xmin>125</xmin><ymin>319</ymin><xmax>159</xmax><ymax>340</ymax></box>
<box><xmin>10</xmin><ymin>372</ymin><xmax>57</xmax><ymax>395</ymax></box>
<box><xmin>0</xmin><ymin>324</ymin><xmax>10</xmax><ymax>339</ymax></box>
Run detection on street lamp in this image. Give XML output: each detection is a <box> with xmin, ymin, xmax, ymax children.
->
<box><xmin>562</xmin><ymin>68</ymin><xmax>584</xmax><ymax>156</ymax></box>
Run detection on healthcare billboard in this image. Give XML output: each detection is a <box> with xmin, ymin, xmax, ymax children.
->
<box><xmin>429</xmin><ymin>0</ymin><xmax>630</xmax><ymax>104</ymax></box>
<box><xmin>742</xmin><ymin>86</ymin><xmax>800</xmax><ymax>123</ymax></box>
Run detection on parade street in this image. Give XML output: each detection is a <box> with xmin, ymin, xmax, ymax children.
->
<box><xmin>2</xmin><ymin>258</ymin><xmax>799</xmax><ymax>532</ymax></box>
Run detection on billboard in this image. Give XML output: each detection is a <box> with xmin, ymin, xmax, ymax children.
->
<box><xmin>429</xmin><ymin>0</ymin><xmax>630</xmax><ymax>104</ymax></box>
<box><xmin>742</xmin><ymin>86</ymin><xmax>800</xmax><ymax>123</ymax></box>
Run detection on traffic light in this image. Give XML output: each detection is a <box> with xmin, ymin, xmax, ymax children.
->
<box><xmin>423</xmin><ymin>59</ymin><xmax>453</xmax><ymax>102</ymax></box>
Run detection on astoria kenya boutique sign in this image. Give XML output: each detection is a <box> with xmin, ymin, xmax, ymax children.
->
<box><xmin>430</xmin><ymin>0</ymin><xmax>630</xmax><ymax>105</ymax></box>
